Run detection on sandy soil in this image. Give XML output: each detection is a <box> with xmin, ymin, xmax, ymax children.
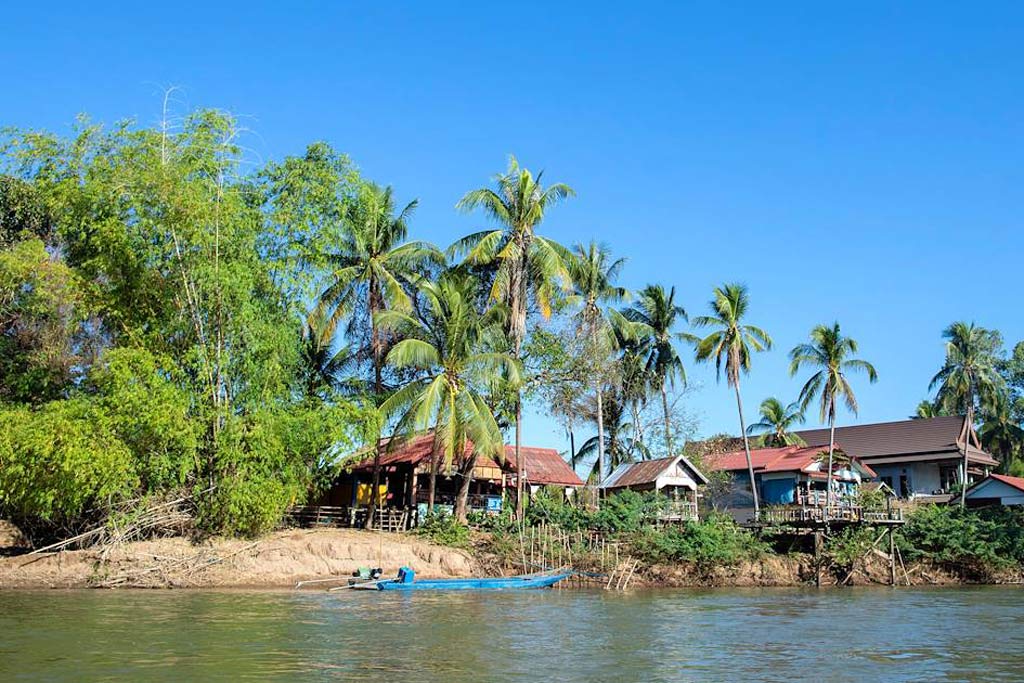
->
<box><xmin>0</xmin><ymin>528</ymin><xmax>479</xmax><ymax>589</ymax></box>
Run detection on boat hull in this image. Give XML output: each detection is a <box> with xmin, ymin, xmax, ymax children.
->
<box><xmin>375</xmin><ymin>573</ymin><xmax>570</xmax><ymax>591</ymax></box>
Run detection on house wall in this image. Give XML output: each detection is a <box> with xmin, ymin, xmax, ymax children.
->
<box><xmin>872</xmin><ymin>462</ymin><xmax>949</xmax><ymax>497</ymax></box>
<box><xmin>966</xmin><ymin>480</ymin><xmax>1024</xmax><ymax>506</ymax></box>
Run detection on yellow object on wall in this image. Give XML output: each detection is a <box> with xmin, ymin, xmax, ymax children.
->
<box><xmin>355</xmin><ymin>483</ymin><xmax>387</xmax><ymax>506</ymax></box>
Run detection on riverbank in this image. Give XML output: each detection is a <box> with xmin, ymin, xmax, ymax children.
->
<box><xmin>3</xmin><ymin>525</ymin><xmax>1020</xmax><ymax>589</ymax></box>
<box><xmin>0</xmin><ymin>528</ymin><xmax>478</xmax><ymax>589</ymax></box>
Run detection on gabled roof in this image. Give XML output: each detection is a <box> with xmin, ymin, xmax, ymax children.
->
<box><xmin>706</xmin><ymin>443</ymin><xmax>877</xmax><ymax>479</ymax></box>
<box><xmin>349</xmin><ymin>433</ymin><xmax>583</xmax><ymax>487</ymax></box>
<box><xmin>794</xmin><ymin>416</ymin><xmax>997</xmax><ymax>466</ymax></box>
<box><xmin>600</xmin><ymin>454</ymin><xmax>708</xmax><ymax>489</ymax></box>
<box><xmin>966</xmin><ymin>473</ymin><xmax>1024</xmax><ymax>497</ymax></box>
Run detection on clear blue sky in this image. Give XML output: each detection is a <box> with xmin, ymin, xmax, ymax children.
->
<box><xmin>3</xmin><ymin>3</ymin><xmax>1022</xmax><ymax>451</ymax></box>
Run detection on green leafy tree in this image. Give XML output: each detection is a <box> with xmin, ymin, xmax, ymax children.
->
<box><xmin>694</xmin><ymin>283</ymin><xmax>773</xmax><ymax>517</ymax></box>
<box><xmin>452</xmin><ymin>156</ymin><xmax>574</xmax><ymax>516</ymax></box>
<box><xmin>624</xmin><ymin>284</ymin><xmax>697</xmax><ymax>456</ymax></box>
<box><xmin>789</xmin><ymin>322</ymin><xmax>877</xmax><ymax>509</ymax></box>
<box><xmin>377</xmin><ymin>271</ymin><xmax>519</xmax><ymax>522</ymax></box>
<box><xmin>929</xmin><ymin>321</ymin><xmax>1007</xmax><ymax>506</ymax></box>
<box><xmin>746</xmin><ymin>397</ymin><xmax>806</xmax><ymax>447</ymax></box>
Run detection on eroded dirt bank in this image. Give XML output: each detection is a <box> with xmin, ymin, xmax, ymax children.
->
<box><xmin>0</xmin><ymin>528</ymin><xmax>478</xmax><ymax>589</ymax></box>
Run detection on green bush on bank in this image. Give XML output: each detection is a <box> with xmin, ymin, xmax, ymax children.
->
<box><xmin>898</xmin><ymin>504</ymin><xmax>1024</xmax><ymax>574</ymax></box>
<box><xmin>413</xmin><ymin>510</ymin><xmax>471</xmax><ymax>549</ymax></box>
<box><xmin>629</xmin><ymin>513</ymin><xmax>769</xmax><ymax>568</ymax></box>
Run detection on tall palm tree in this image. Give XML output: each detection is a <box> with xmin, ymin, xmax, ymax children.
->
<box><xmin>624</xmin><ymin>284</ymin><xmax>697</xmax><ymax>456</ymax></box>
<box><xmin>565</xmin><ymin>241</ymin><xmax>631</xmax><ymax>485</ymax></box>
<box><xmin>789</xmin><ymin>323</ymin><xmax>877</xmax><ymax>510</ymax></box>
<box><xmin>315</xmin><ymin>182</ymin><xmax>442</xmax><ymax>526</ymax></box>
<box><xmin>747</xmin><ymin>398</ymin><xmax>806</xmax><ymax>447</ymax></box>
<box><xmin>694</xmin><ymin>283</ymin><xmax>773</xmax><ymax>518</ymax></box>
<box><xmin>452</xmin><ymin>156</ymin><xmax>574</xmax><ymax>516</ymax></box>
<box><xmin>911</xmin><ymin>400</ymin><xmax>944</xmax><ymax>420</ymax></box>
<box><xmin>980</xmin><ymin>407</ymin><xmax>1024</xmax><ymax>475</ymax></box>
<box><xmin>573</xmin><ymin>392</ymin><xmax>649</xmax><ymax>483</ymax></box>
<box><xmin>377</xmin><ymin>272</ymin><xmax>518</xmax><ymax>522</ymax></box>
<box><xmin>929</xmin><ymin>321</ymin><xmax>1007</xmax><ymax>506</ymax></box>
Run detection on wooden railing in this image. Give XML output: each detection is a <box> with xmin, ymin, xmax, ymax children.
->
<box><xmin>286</xmin><ymin>505</ymin><xmax>412</xmax><ymax>531</ymax></box>
<box><xmin>659</xmin><ymin>500</ymin><xmax>699</xmax><ymax>522</ymax></box>
<box><xmin>760</xmin><ymin>504</ymin><xmax>903</xmax><ymax>525</ymax></box>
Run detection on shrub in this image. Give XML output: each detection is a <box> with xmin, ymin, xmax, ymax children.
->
<box><xmin>0</xmin><ymin>400</ymin><xmax>138</xmax><ymax>526</ymax></box>
<box><xmin>899</xmin><ymin>504</ymin><xmax>1024</xmax><ymax>574</ymax></box>
<box><xmin>414</xmin><ymin>510</ymin><xmax>471</xmax><ymax>549</ymax></box>
<box><xmin>629</xmin><ymin>513</ymin><xmax>769</xmax><ymax>568</ymax></box>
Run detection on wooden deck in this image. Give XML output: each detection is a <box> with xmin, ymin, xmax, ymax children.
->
<box><xmin>287</xmin><ymin>506</ymin><xmax>411</xmax><ymax>532</ymax></box>
<box><xmin>756</xmin><ymin>504</ymin><xmax>904</xmax><ymax>527</ymax></box>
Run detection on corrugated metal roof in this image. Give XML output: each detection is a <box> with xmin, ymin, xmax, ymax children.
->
<box><xmin>706</xmin><ymin>443</ymin><xmax>877</xmax><ymax>478</ymax></box>
<box><xmin>985</xmin><ymin>473</ymin><xmax>1024</xmax><ymax>494</ymax></box>
<box><xmin>794</xmin><ymin>416</ymin><xmax>997</xmax><ymax>466</ymax></box>
<box><xmin>351</xmin><ymin>433</ymin><xmax>583</xmax><ymax>487</ymax></box>
<box><xmin>504</xmin><ymin>447</ymin><xmax>585</xmax><ymax>487</ymax></box>
<box><xmin>600</xmin><ymin>455</ymin><xmax>708</xmax><ymax>489</ymax></box>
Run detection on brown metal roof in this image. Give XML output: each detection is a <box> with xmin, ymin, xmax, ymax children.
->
<box><xmin>601</xmin><ymin>455</ymin><xmax>708</xmax><ymax>489</ymax></box>
<box><xmin>350</xmin><ymin>433</ymin><xmax>583</xmax><ymax>487</ymax></box>
<box><xmin>794</xmin><ymin>415</ymin><xmax>998</xmax><ymax>466</ymax></box>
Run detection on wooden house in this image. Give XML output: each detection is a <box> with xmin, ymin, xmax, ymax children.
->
<box><xmin>599</xmin><ymin>455</ymin><xmax>708</xmax><ymax>521</ymax></box>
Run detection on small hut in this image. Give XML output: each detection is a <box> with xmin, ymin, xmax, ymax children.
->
<box><xmin>599</xmin><ymin>455</ymin><xmax>708</xmax><ymax>521</ymax></box>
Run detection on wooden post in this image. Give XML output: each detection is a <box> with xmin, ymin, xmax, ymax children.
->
<box><xmin>889</xmin><ymin>527</ymin><xmax>897</xmax><ymax>587</ymax></box>
<box><xmin>814</xmin><ymin>530</ymin><xmax>823</xmax><ymax>588</ymax></box>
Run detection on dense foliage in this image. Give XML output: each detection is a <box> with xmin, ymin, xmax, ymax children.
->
<box><xmin>0</xmin><ymin>112</ymin><xmax>373</xmax><ymax>538</ymax></box>
<box><xmin>898</xmin><ymin>505</ymin><xmax>1024</xmax><ymax>576</ymax></box>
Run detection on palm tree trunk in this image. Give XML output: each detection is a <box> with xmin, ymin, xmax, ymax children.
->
<box><xmin>514</xmin><ymin>398</ymin><xmax>524</xmax><ymax>517</ymax></box>
<box><xmin>961</xmin><ymin>405</ymin><xmax>974</xmax><ymax>508</ymax></box>
<box><xmin>596</xmin><ymin>385</ymin><xmax>606</xmax><ymax>488</ymax></box>
<box><xmin>661</xmin><ymin>384</ymin><xmax>673</xmax><ymax>455</ymax></box>
<box><xmin>734</xmin><ymin>383</ymin><xmax>760</xmax><ymax>519</ymax></box>
<box><xmin>455</xmin><ymin>452</ymin><xmax>480</xmax><ymax>523</ymax></box>
<box><xmin>366</xmin><ymin>282</ymin><xmax>384</xmax><ymax>530</ymax></box>
<box><xmin>825</xmin><ymin>411</ymin><xmax>836</xmax><ymax>512</ymax></box>
<box><xmin>427</xmin><ymin>443</ymin><xmax>438</xmax><ymax>511</ymax></box>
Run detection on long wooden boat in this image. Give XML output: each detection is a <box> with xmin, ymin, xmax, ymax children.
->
<box><xmin>356</xmin><ymin>567</ymin><xmax>570</xmax><ymax>591</ymax></box>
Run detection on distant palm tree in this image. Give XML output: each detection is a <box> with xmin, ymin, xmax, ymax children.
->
<box><xmin>566</xmin><ymin>241</ymin><xmax>631</xmax><ymax>485</ymax></box>
<box><xmin>573</xmin><ymin>393</ymin><xmax>649</xmax><ymax>483</ymax></box>
<box><xmin>315</xmin><ymin>182</ymin><xmax>442</xmax><ymax>526</ymax></box>
<box><xmin>624</xmin><ymin>284</ymin><xmax>698</xmax><ymax>456</ymax></box>
<box><xmin>980</xmin><ymin>408</ymin><xmax>1024</xmax><ymax>476</ymax></box>
<box><xmin>694</xmin><ymin>283</ymin><xmax>773</xmax><ymax>518</ymax></box>
<box><xmin>789</xmin><ymin>323</ymin><xmax>877</xmax><ymax>510</ymax></box>
<box><xmin>911</xmin><ymin>400</ymin><xmax>944</xmax><ymax>420</ymax></box>
<box><xmin>298</xmin><ymin>309</ymin><xmax>353</xmax><ymax>400</ymax></box>
<box><xmin>930</xmin><ymin>321</ymin><xmax>1007</xmax><ymax>506</ymax></box>
<box><xmin>452</xmin><ymin>157</ymin><xmax>574</xmax><ymax>516</ymax></box>
<box><xmin>377</xmin><ymin>272</ymin><xmax>518</xmax><ymax>522</ymax></box>
<box><xmin>747</xmin><ymin>398</ymin><xmax>806</xmax><ymax>447</ymax></box>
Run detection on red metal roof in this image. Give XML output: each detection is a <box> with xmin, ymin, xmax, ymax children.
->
<box><xmin>503</xmin><ymin>446</ymin><xmax>585</xmax><ymax>487</ymax></box>
<box><xmin>988</xmin><ymin>473</ymin><xmax>1024</xmax><ymax>493</ymax></box>
<box><xmin>350</xmin><ymin>433</ymin><xmax>583</xmax><ymax>487</ymax></box>
<box><xmin>706</xmin><ymin>443</ymin><xmax>876</xmax><ymax>478</ymax></box>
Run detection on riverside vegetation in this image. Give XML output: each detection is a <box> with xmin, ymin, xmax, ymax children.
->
<box><xmin>2</xmin><ymin>106</ymin><xmax>1024</xmax><ymax>585</ymax></box>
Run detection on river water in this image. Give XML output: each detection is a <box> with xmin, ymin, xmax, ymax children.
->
<box><xmin>1</xmin><ymin>587</ymin><xmax>1022</xmax><ymax>682</ymax></box>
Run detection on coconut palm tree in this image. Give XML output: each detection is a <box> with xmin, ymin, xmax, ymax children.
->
<box><xmin>929</xmin><ymin>321</ymin><xmax>1007</xmax><ymax>506</ymax></box>
<box><xmin>789</xmin><ymin>323</ymin><xmax>877</xmax><ymax>510</ymax></box>
<box><xmin>694</xmin><ymin>283</ymin><xmax>773</xmax><ymax>518</ymax></box>
<box><xmin>980</xmin><ymin>407</ymin><xmax>1024</xmax><ymax>475</ymax></box>
<box><xmin>315</xmin><ymin>181</ymin><xmax>443</xmax><ymax>526</ymax></box>
<box><xmin>573</xmin><ymin>392</ymin><xmax>649</xmax><ymax>483</ymax></box>
<box><xmin>377</xmin><ymin>272</ymin><xmax>519</xmax><ymax>522</ymax></box>
<box><xmin>624</xmin><ymin>284</ymin><xmax>698</xmax><ymax>456</ymax></box>
<box><xmin>746</xmin><ymin>398</ymin><xmax>806</xmax><ymax>447</ymax></box>
<box><xmin>564</xmin><ymin>241</ymin><xmax>632</xmax><ymax>485</ymax></box>
<box><xmin>298</xmin><ymin>309</ymin><xmax>353</xmax><ymax>400</ymax></box>
<box><xmin>452</xmin><ymin>157</ymin><xmax>574</xmax><ymax>516</ymax></box>
<box><xmin>911</xmin><ymin>400</ymin><xmax>945</xmax><ymax>420</ymax></box>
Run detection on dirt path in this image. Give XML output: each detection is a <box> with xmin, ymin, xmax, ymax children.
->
<box><xmin>0</xmin><ymin>528</ymin><xmax>479</xmax><ymax>589</ymax></box>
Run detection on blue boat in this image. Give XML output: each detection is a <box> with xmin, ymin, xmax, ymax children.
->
<box><xmin>368</xmin><ymin>567</ymin><xmax>570</xmax><ymax>591</ymax></box>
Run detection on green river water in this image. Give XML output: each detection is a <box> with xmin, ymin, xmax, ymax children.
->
<box><xmin>1</xmin><ymin>587</ymin><xmax>1021</xmax><ymax>682</ymax></box>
